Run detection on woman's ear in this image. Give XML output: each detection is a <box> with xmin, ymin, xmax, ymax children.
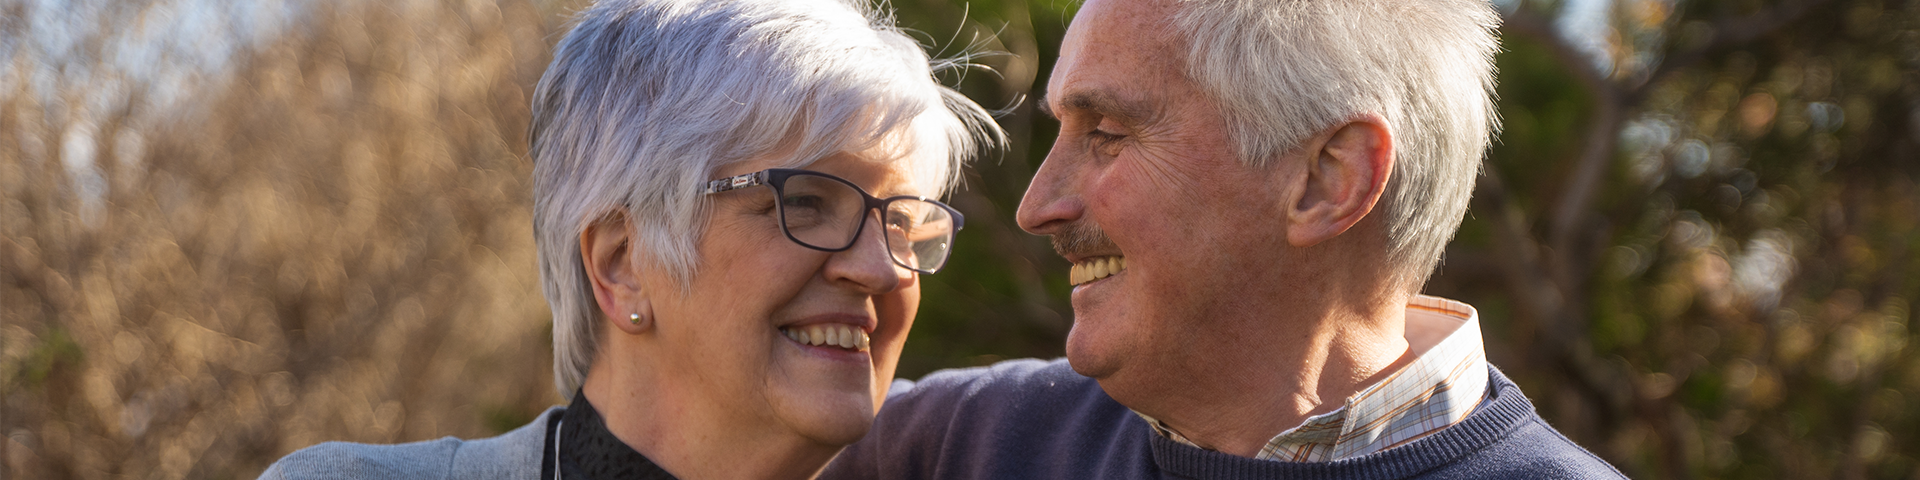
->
<box><xmin>581</xmin><ymin>212</ymin><xmax>655</xmax><ymax>335</ymax></box>
<box><xmin>1284</xmin><ymin>114</ymin><xmax>1393</xmax><ymax>248</ymax></box>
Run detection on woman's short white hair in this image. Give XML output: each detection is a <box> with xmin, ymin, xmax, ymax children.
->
<box><xmin>1172</xmin><ymin>0</ymin><xmax>1501</xmax><ymax>289</ymax></box>
<box><xmin>529</xmin><ymin>0</ymin><xmax>1003</xmax><ymax>397</ymax></box>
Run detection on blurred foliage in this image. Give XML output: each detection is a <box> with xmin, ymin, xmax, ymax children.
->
<box><xmin>1442</xmin><ymin>0</ymin><xmax>1920</xmax><ymax>478</ymax></box>
<box><xmin>2</xmin><ymin>0</ymin><xmax>1916</xmax><ymax>479</ymax></box>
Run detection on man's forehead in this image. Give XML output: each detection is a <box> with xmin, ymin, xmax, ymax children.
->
<box><xmin>1058</xmin><ymin>2</ymin><xmax>1178</xmax><ymax>62</ymax></box>
<box><xmin>1075</xmin><ymin>0</ymin><xmax>1178</xmax><ymax>29</ymax></box>
<box><xmin>1045</xmin><ymin>0</ymin><xmax>1186</xmax><ymax>114</ymax></box>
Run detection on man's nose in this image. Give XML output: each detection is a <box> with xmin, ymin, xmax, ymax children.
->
<box><xmin>1016</xmin><ymin>142</ymin><xmax>1086</xmax><ymax>236</ymax></box>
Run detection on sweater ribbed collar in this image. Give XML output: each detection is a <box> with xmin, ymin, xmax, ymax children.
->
<box><xmin>1147</xmin><ymin>367</ymin><xmax>1537</xmax><ymax>479</ymax></box>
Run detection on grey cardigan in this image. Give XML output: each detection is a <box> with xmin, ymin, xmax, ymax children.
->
<box><xmin>260</xmin><ymin>407</ymin><xmax>563</xmax><ymax>480</ymax></box>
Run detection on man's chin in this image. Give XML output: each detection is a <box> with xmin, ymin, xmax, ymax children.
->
<box><xmin>1063</xmin><ymin>323</ymin><xmax>1125</xmax><ymax>380</ymax></box>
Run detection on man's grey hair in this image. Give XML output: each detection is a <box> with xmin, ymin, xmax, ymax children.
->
<box><xmin>1172</xmin><ymin>0</ymin><xmax>1501</xmax><ymax>289</ymax></box>
<box><xmin>529</xmin><ymin>0</ymin><xmax>1003</xmax><ymax>397</ymax></box>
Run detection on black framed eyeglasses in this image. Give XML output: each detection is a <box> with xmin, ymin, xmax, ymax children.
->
<box><xmin>704</xmin><ymin>168</ymin><xmax>964</xmax><ymax>274</ymax></box>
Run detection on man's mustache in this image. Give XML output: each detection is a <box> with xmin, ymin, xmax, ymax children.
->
<box><xmin>1051</xmin><ymin>221</ymin><xmax>1119</xmax><ymax>259</ymax></box>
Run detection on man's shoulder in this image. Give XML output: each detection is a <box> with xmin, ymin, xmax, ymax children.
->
<box><xmin>1419</xmin><ymin>367</ymin><xmax>1626</xmax><ymax>479</ymax></box>
<box><xmin>1429</xmin><ymin>417</ymin><xmax>1626</xmax><ymax>479</ymax></box>
<box><xmin>258</xmin><ymin>406</ymin><xmax>560</xmax><ymax>480</ymax></box>
<box><xmin>1466</xmin><ymin>414</ymin><xmax>1627</xmax><ymax>479</ymax></box>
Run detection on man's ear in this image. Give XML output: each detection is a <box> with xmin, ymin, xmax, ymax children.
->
<box><xmin>1284</xmin><ymin>114</ymin><xmax>1393</xmax><ymax>248</ymax></box>
<box><xmin>581</xmin><ymin>212</ymin><xmax>654</xmax><ymax>335</ymax></box>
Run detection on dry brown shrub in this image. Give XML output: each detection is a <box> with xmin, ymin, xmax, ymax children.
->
<box><xmin>3</xmin><ymin>1</ymin><xmax>565</xmax><ymax>478</ymax></box>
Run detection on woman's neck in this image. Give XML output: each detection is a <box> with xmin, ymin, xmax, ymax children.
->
<box><xmin>579</xmin><ymin>361</ymin><xmax>841</xmax><ymax>480</ymax></box>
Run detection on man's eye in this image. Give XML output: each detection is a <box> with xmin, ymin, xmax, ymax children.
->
<box><xmin>1088</xmin><ymin>129</ymin><xmax>1126</xmax><ymax>155</ymax></box>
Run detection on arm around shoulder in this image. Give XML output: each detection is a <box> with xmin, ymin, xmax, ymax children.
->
<box><xmin>824</xmin><ymin>358</ymin><xmax>1095</xmax><ymax>479</ymax></box>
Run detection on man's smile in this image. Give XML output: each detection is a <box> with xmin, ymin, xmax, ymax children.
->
<box><xmin>1069</xmin><ymin>255</ymin><xmax>1128</xmax><ymax>286</ymax></box>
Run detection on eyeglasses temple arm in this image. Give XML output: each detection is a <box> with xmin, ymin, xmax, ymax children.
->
<box><xmin>704</xmin><ymin>170</ymin><xmax>767</xmax><ymax>194</ymax></box>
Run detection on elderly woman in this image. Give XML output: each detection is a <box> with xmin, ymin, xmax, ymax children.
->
<box><xmin>260</xmin><ymin>0</ymin><xmax>1001</xmax><ymax>478</ymax></box>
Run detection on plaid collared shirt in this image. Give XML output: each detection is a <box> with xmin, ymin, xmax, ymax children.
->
<box><xmin>1136</xmin><ymin>295</ymin><xmax>1489</xmax><ymax>462</ymax></box>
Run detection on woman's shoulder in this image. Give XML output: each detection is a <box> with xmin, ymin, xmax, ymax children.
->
<box><xmin>258</xmin><ymin>406</ymin><xmax>563</xmax><ymax>480</ymax></box>
<box><xmin>258</xmin><ymin>437</ymin><xmax>464</xmax><ymax>480</ymax></box>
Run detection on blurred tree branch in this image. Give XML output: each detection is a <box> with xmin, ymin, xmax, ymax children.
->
<box><xmin>1626</xmin><ymin>0</ymin><xmax>1840</xmax><ymax>100</ymax></box>
<box><xmin>1483</xmin><ymin>0</ymin><xmax>1876</xmax><ymax>476</ymax></box>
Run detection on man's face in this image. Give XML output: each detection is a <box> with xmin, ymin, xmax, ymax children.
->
<box><xmin>1019</xmin><ymin>0</ymin><xmax>1298</xmax><ymax>386</ymax></box>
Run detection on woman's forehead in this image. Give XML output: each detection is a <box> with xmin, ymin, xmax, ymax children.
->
<box><xmin>720</xmin><ymin>121</ymin><xmax>950</xmax><ymax>197</ymax></box>
<box><xmin>804</xmin><ymin>147</ymin><xmax>940</xmax><ymax>198</ymax></box>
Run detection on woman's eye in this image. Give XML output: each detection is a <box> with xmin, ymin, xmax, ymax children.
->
<box><xmin>886</xmin><ymin>210</ymin><xmax>914</xmax><ymax>231</ymax></box>
<box><xmin>780</xmin><ymin>194</ymin><xmax>828</xmax><ymax>227</ymax></box>
<box><xmin>782</xmin><ymin>194</ymin><xmax>825</xmax><ymax>211</ymax></box>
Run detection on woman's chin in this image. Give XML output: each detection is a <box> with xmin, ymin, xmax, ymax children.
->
<box><xmin>770</xmin><ymin>391</ymin><xmax>878</xmax><ymax>447</ymax></box>
<box><xmin>763</xmin><ymin>349</ymin><xmax>883</xmax><ymax>445</ymax></box>
<box><xmin>802</xmin><ymin>412</ymin><xmax>877</xmax><ymax>447</ymax></box>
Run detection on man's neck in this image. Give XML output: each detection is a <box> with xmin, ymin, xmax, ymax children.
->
<box><xmin>1103</xmin><ymin>299</ymin><xmax>1413</xmax><ymax>458</ymax></box>
<box><xmin>580</xmin><ymin>357</ymin><xmax>837</xmax><ymax>480</ymax></box>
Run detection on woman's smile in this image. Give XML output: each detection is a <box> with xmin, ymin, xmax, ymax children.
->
<box><xmin>781</xmin><ymin>323</ymin><xmax>873</xmax><ymax>352</ymax></box>
<box><xmin>778</xmin><ymin>311</ymin><xmax>882</xmax><ymax>366</ymax></box>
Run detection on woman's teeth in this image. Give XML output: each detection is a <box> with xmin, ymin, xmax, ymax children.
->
<box><xmin>781</xmin><ymin>324</ymin><xmax>870</xmax><ymax>351</ymax></box>
<box><xmin>1069</xmin><ymin>256</ymin><xmax>1126</xmax><ymax>286</ymax></box>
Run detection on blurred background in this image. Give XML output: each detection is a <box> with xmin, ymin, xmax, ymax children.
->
<box><xmin>2</xmin><ymin>0</ymin><xmax>1915</xmax><ymax>477</ymax></box>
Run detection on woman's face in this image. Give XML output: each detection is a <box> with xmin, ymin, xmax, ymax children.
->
<box><xmin>637</xmin><ymin>142</ymin><xmax>930</xmax><ymax>446</ymax></box>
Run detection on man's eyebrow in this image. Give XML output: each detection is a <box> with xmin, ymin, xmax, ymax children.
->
<box><xmin>1051</xmin><ymin>90</ymin><xmax>1154</xmax><ymax>124</ymax></box>
<box><xmin>1035</xmin><ymin>94</ymin><xmax>1056</xmax><ymax>120</ymax></box>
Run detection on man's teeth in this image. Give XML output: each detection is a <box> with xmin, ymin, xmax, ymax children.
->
<box><xmin>1069</xmin><ymin>256</ymin><xmax>1126</xmax><ymax>286</ymax></box>
<box><xmin>780</xmin><ymin>324</ymin><xmax>871</xmax><ymax>351</ymax></box>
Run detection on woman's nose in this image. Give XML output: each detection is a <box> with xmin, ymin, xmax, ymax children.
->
<box><xmin>823</xmin><ymin>210</ymin><xmax>906</xmax><ymax>294</ymax></box>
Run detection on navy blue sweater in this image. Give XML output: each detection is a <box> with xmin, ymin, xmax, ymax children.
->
<box><xmin>824</xmin><ymin>359</ymin><xmax>1625</xmax><ymax>479</ymax></box>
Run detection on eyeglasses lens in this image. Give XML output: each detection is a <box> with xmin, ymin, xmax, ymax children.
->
<box><xmin>777</xmin><ymin>173</ymin><xmax>956</xmax><ymax>272</ymax></box>
<box><xmin>778</xmin><ymin>174</ymin><xmax>866</xmax><ymax>249</ymax></box>
<box><xmin>886</xmin><ymin>201</ymin><xmax>954</xmax><ymax>272</ymax></box>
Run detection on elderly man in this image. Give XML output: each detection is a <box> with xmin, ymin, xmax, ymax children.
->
<box><xmin>823</xmin><ymin>0</ymin><xmax>1626</xmax><ymax>478</ymax></box>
